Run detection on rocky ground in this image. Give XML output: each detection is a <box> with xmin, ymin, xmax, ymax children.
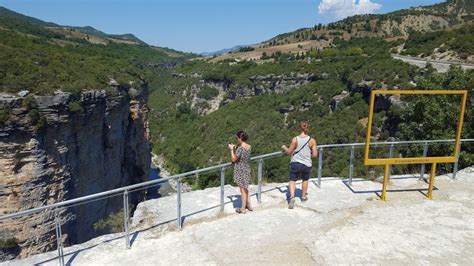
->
<box><xmin>2</xmin><ymin>167</ymin><xmax>474</xmax><ymax>265</ymax></box>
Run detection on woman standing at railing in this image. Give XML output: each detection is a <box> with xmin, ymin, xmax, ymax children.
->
<box><xmin>228</xmin><ymin>131</ymin><xmax>252</xmax><ymax>214</ymax></box>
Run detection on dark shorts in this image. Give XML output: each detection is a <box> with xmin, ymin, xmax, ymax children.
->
<box><xmin>289</xmin><ymin>162</ymin><xmax>311</xmax><ymax>181</ymax></box>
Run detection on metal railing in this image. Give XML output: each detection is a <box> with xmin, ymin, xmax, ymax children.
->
<box><xmin>0</xmin><ymin>139</ymin><xmax>473</xmax><ymax>265</ymax></box>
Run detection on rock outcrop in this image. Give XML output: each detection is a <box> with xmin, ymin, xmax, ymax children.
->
<box><xmin>174</xmin><ymin>73</ymin><xmax>319</xmax><ymax>115</ymax></box>
<box><xmin>0</xmin><ymin>84</ymin><xmax>150</xmax><ymax>259</ymax></box>
<box><xmin>226</xmin><ymin>73</ymin><xmax>318</xmax><ymax>100</ymax></box>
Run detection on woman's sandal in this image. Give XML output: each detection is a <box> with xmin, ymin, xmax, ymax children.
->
<box><xmin>246</xmin><ymin>205</ymin><xmax>253</xmax><ymax>211</ymax></box>
<box><xmin>235</xmin><ymin>208</ymin><xmax>246</xmax><ymax>214</ymax></box>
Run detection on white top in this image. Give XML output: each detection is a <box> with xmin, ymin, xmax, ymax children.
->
<box><xmin>290</xmin><ymin>135</ymin><xmax>312</xmax><ymax>167</ymax></box>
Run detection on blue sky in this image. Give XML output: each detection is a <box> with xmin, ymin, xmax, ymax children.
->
<box><xmin>0</xmin><ymin>0</ymin><xmax>445</xmax><ymax>53</ymax></box>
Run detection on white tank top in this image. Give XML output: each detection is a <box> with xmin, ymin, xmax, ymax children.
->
<box><xmin>291</xmin><ymin>135</ymin><xmax>312</xmax><ymax>167</ymax></box>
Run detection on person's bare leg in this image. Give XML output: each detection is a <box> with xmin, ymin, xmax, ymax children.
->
<box><xmin>301</xmin><ymin>180</ymin><xmax>309</xmax><ymax>201</ymax></box>
<box><xmin>245</xmin><ymin>188</ymin><xmax>252</xmax><ymax>210</ymax></box>
<box><xmin>289</xmin><ymin>180</ymin><xmax>296</xmax><ymax>198</ymax></box>
<box><xmin>239</xmin><ymin>187</ymin><xmax>247</xmax><ymax>213</ymax></box>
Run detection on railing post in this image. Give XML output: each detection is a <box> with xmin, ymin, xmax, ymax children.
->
<box><xmin>317</xmin><ymin>147</ymin><xmax>323</xmax><ymax>188</ymax></box>
<box><xmin>220</xmin><ymin>167</ymin><xmax>225</xmax><ymax>212</ymax></box>
<box><xmin>427</xmin><ymin>162</ymin><xmax>437</xmax><ymax>200</ymax></box>
<box><xmin>54</xmin><ymin>209</ymin><xmax>65</xmax><ymax>266</ymax></box>
<box><xmin>123</xmin><ymin>190</ymin><xmax>130</xmax><ymax>249</ymax></box>
<box><xmin>452</xmin><ymin>143</ymin><xmax>461</xmax><ymax>179</ymax></box>
<box><xmin>381</xmin><ymin>164</ymin><xmax>389</xmax><ymax>201</ymax></box>
<box><xmin>388</xmin><ymin>144</ymin><xmax>394</xmax><ymax>178</ymax></box>
<box><xmin>420</xmin><ymin>142</ymin><xmax>428</xmax><ymax>180</ymax></box>
<box><xmin>195</xmin><ymin>168</ymin><xmax>199</xmax><ymax>187</ymax></box>
<box><xmin>349</xmin><ymin>145</ymin><xmax>355</xmax><ymax>186</ymax></box>
<box><xmin>176</xmin><ymin>178</ymin><xmax>182</xmax><ymax>230</ymax></box>
<box><xmin>258</xmin><ymin>159</ymin><xmax>263</xmax><ymax>203</ymax></box>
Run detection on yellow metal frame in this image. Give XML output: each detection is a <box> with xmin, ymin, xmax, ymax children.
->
<box><xmin>364</xmin><ymin>90</ymin><xmax>468</xmax><ymax>201</ymax></box>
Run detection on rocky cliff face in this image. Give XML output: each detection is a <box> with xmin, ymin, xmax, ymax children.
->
<box><xmin>0</xmin><ymin>84</ymin><xmax>150</xmax><ymax>259</ymax></box>
<box><xmin>225</xmin><ymin>73</ymin><xmax>319</xmax><ymax>100</ymax></box>
<box><xmin>179</xmin><ymin>73</ymin><xmax>319</xmax><ymax>115</ymax></box>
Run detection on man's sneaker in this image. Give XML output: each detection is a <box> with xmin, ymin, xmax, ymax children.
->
<box><xmin>288</xmin><ymin>197</ymin><xmax>295</xmax><ymax>209</ymax></box>
<box><xmin>301</xmin><ymin>193</ymin><xmax>308</xmax><ymax>202</ymax></box>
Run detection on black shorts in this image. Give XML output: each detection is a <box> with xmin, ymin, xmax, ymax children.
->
<box><xmin>289</xmin><ymin>162</ymin><xmax>311</xmax><ymax>181</ymax></box>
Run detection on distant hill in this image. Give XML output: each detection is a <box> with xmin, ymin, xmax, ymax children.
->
<box><xmin>200</xmin><ymin>44</ymin><xmax>255</xmax><ymax>57</ymax></box>
<box><xmin>0</xmin><ymin>6</ymin><xmax>58</xmax><ymax>27</ymax></box>
<box><xmin>0</xmin><ymin>6</ymin><xmax>194</xmax><ymax>94</ymax></box>
<box><xmin>213</xmin><ymin>0</ymin><xmax>474</xmax><ymax>62</ymax></box>
<box><xmin>69</xmin><ymin>25</ymin><xmax>146</xmax><ymax>44</ymax></box>
<box><xmin>0</xmin><ymin>6</ymin><xmax>146</xmax><ymax>45</ymax></box>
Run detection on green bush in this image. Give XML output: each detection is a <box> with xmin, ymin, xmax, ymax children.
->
<box><xmin>22</xmin><ymin>95</ymin><xmax>37</xmax><ymax>109</ymax></box>
<box><xmin>0</xmin><ymin>237</ymin><xmax>18</xmax><ymax>249</ymax></box>
<box><xmin>197</xmin><ymin>86</ymin><xmax>219</xmax><ymax>100</ymax></box>
<box><xmin>27</xmin><ymin>109</ymin><xmax>47</xmax><ymax>129</ymax></box>
<box><xmin>68</xmin><ymin>100</ymin><xmax>83</xmax><ymax>112</ymax></box>
<box><xmin>0</xmin><ymin>106</ymin><xmax>11</xmax><ymax>125</ymax></box>
<box><xmin>238</xmin><ymin>46</ymin><xmax>255</xmax><ymax>52</ymax></box>
<box><xmin>93</xmin><ymin>209</ymin><xmax>124</xmax><ymax>233</ymax></box>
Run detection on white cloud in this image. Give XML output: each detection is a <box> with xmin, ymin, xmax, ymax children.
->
<box><xmin>318</xmin><ymin>0</ymin><xmax>382</xmax><ymax>19</ymax></box>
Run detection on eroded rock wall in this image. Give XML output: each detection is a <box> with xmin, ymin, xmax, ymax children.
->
<box><xmin>225</xmin><ymin>73</ymin><xmax>319</xmax><ymax>100</ymax></box>
<box><xmin>0</xmin><ymin>84</ymin><xmax>150</xmax><ymax>259</ymax></box>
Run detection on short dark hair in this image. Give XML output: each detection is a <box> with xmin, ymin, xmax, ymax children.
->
<box><xmin>236</xmin><ymin>131</ymin><xmax>248</xmax><ymax>141</ymax></box>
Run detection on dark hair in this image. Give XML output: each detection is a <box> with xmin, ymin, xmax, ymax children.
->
<box><xmin>236</xmin><ymin>131</ymin><xmax>248</xmax><ymax>141</ymax></box>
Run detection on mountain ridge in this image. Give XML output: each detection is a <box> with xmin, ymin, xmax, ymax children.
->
<box><xmin>213</xmin><ymin>0</ymin><xmax>474</xmax><ymax>61</ymax></box>
<box><xmin>200</xmin><ymin>44</ymin><xmax>256</xmax><ymax>57</ymax></box>
<box><xmin>0</xmin><ymin>6</ymin><xmax>145</xmax><ymax>45</ymax></box>
<box><xmin>0</xmin><ymin>5</ymin><xmax>196</xmax><ymax>95</ymax></box>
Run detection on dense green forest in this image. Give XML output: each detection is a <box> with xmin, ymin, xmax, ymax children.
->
<box><xmin>0</xmin><ymin>7</ymin><xmax>192</xmax><ymax>94</ymax></box>
<box><xmin>150</xmin><ymin>37</ymin><xmax>474</xmax><ymax>189</ymax></box>
<box><xmin>402</xmin><ymin>25</ymin><xmax>474</xmax><ymax>59</ymax></box>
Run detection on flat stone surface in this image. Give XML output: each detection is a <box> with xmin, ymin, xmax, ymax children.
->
<box><xmin>3</xmin><ymin>167</ymin><xmax>474</xmax><ymax>265</ymax></box>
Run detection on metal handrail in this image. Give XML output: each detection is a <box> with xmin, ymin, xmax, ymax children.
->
<box><xmin>1</xmin><ymin>138</ymin><xmax>473</xmax><ymax>266</ymax></box>
<box><xmin>1</xmin><ymin>138</ymin><xmax>473</xmax><ymax>221</ymax></box>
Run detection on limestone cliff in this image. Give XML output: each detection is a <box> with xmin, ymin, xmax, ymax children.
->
<box><xmin>0</xmin><ymin>83</ymin><xmax>150</xmax><ymax>260</ymax></box>
<box><xmin>221</xmin><ymin>73</ymin><xmax>319</xmax><ymax>100</ymax></box>
<box><xmin>180</xmin><ymin>73</ymin><xmax>320</xmax><ymax>116</ymax></box>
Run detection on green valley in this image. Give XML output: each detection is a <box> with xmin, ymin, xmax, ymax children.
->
<box><xmin>1</xmin><ymin>1</ymin><xmax>473</xmax><ymax>190</ymax></box>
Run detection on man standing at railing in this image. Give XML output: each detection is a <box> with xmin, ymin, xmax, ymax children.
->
<box><xmin>281</xmin><ymin>121</ymin><xmax>318</xmax><ymax>209</ymax></box>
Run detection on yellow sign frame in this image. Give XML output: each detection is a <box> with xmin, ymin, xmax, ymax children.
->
<box><xmin>364</xmin><ymin>90</ymin><xmax>468</xmax><ymax>200</ymax></box>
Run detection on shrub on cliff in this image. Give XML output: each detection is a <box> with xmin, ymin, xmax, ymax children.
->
<box><xmin>21</xmin><ymin>95</ymin><xmax>37</xmax><ymax>109</ymax></box>
<box><xmin>0</xmin><ymin>107</ymin><xmax>11</xmax><ymax>126</ymax></box>
<box><xmin>27</xmin><ymin>109</ymin><xmax>47</xmax><ymax>130</ymax></box>
<box><xmin>93</xmin><ymin>209</ymin><xmax>124</xmax><ymax>234</ymax></box>
<box><xmin>68</xmin><ymin>100</ymin><xmax>83</xmax><ymax>113</ymax></box>
<box><xmin>22</xmin><ymin>96</ymin><xmax>47</xmax><ymax>129</ymax></box>
<box><xmin>0</xmin><ymin>238</ymin><xmax>18</xmax><ymax>249</ymax></box>
<box><xmin>197</xmin><ymin>86</ymin><xmax>219</xmax><ymax>100</ymax></box>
